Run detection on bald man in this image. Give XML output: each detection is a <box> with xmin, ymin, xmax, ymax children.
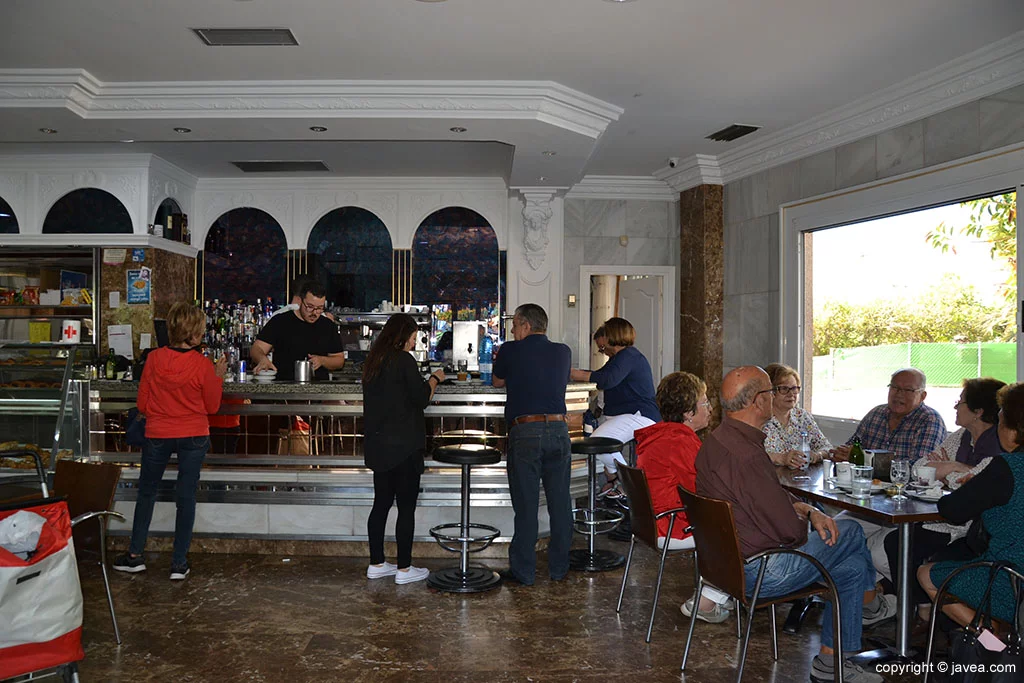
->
<box><xmin>694</xmin><ymin>366</ymin><xmax>888</xmax><ymax>683</ymax></box>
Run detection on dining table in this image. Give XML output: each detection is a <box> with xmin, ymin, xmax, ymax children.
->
<box><xmin>777</xmin><ymin>464</ymin><xmax>945</xmax><ymax>660</ymax></box>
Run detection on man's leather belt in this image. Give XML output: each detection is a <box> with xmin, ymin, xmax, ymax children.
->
<box><xmin>511</xmin><ymin>413</ymin><xmax>567</xmax><ymax>427</ymax></box>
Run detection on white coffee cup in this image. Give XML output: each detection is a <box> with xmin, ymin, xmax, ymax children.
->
<box><xmin>915</xmin><ymin>464</ymin><xmax>937</xmax><ymax>486</ymax></box>
<box><xmin>60</xmin><ymin>319</ymin><xmax>81</xmax><ymax>344</ymax></box>
<box><xmin>835</xmin><ymin>461</ymin><xmax>852</xmax><ymax>484</ymax></box>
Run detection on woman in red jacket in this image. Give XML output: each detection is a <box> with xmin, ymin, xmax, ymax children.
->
<box><xmin>113</xmin><ymin>303</ymin><xmax>226</xmax><ymax>580</ymax></box>
<box><xmin>635</xmin><ymin>371</ymin><xmax>733</xmax><ymax>623</ymax></box>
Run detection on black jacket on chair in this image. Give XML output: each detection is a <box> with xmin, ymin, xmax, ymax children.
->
<box><xmin>362</xmin><ymin>351</ymin><xmax>433</xmax><ymax>473</ymax></box>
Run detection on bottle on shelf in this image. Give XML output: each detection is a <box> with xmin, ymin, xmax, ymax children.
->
<box><xmin>105</xmin><ymin>347</ymin><xmax>117</xmax><ymax>380</ymax></box>
<box><xmin>848</xmin><ymin>437</ymin><xmax>866</xmax><ymax>467</ymax></box>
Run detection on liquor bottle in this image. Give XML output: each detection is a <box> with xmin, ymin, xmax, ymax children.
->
<box><xmin>105</xmin><ymin>347</ymin><xmax>117</xmax><ymax>380</ymax></box>
<box><xmin>849</xmin><ymin>438</ymin><xmax>866</xmax><ymax>466</ymax></box>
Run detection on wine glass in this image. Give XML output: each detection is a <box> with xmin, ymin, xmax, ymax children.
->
<box><xmin>890</xmin><ymin>458</ymin><xmax>911</xmax><ymax>501</ymax></box>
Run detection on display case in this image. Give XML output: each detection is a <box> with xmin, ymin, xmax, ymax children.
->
<box><xmin>0</xmin><ymin>249</ymin><xmax>98</xmax><ymax>345</ymax></box>
<box><xmin>0</xmin><ymin>343</ymin><xmax>92</xmax><ymax>473</ymax></box>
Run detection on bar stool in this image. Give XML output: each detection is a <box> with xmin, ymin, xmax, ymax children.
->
<box><xmin>569</xmin><ymin>436</ymin><xmax>626</xmax><ymax>572</ymax></box>
<box><xmin>427</xmin><ymin>443</ymin><xmax>503</xmax><ymax>593</ymax></box>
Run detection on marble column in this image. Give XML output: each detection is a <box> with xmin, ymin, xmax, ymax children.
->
<box><xmin>678</xmin><ymin>184</ymin><xmax>724</xmax><ymax>422</ymax></box>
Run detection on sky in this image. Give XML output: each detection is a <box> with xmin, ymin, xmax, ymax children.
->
<box><xmin>811</xmin><ymin>196</ymin><xmax>1015</xmax><ymax>310</ymax></box>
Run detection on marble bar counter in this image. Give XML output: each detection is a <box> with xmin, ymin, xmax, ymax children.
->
<box><xmin>88</xmin><ymin>379</ymin><xmax>597</xmax><ymax>544</ymax></box>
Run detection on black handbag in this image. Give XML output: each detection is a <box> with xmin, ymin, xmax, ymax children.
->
<box><xmin>125</xmin><ymin>407</ymin><xmax>147</xmax><ymax>447</ymax></box>
<box><xmin>945</xmin><ymin>562</ymin><xmax>1024</xmax><ymax>682</ymax></box>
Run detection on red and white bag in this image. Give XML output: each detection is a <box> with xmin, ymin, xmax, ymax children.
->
<box><xmin>0</xmin><ymin>498</ymin><xmax>84</xmax><ymax>679</ymax></box>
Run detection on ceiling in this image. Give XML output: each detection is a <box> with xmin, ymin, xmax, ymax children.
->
<box><xmin>1</xmin><ymin>0</ymin><xmax>1023</xmax><ymax>187</ymax></box>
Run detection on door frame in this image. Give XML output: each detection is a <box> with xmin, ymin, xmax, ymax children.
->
<box><xmin>579</xmin><ymin>265</ymin><xmax>676</xmax><ymax>380</ymax></box>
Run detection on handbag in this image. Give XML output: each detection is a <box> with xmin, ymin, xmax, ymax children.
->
<box><xmin>945</xmin><ymin>562</ymin><xmax>1024</xmax><ymax>683</ymax></box>
<box><xmin>125</xmin><ymin>407</ymin><xmax>146</xmax><ymax>447</ymax></box>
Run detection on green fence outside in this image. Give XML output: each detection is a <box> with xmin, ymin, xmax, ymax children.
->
<box><xmin>813</xmin><ymin>342</ymin><xmax>1017</xmax><ymax>391</ymax></box>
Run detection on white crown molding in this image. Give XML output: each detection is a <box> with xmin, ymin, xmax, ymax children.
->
<box><xmin>651</xmin><ymin>156</ymin><xmax>723</xmax><ymax>192</ymax></box>
<box><xmin>0</xmin><ymin>70</ymin><xmax>623</xmax><ymax>139</ymax></box>
<box><xmin>196</xmin><ymin>176</ymin><xmax>509</xmax><ymax>193</ymax></box>
<box><xmin>565</xmin><ymin>175</ymin><xmax>678</xmax><ymax>201</ymax></box>
<box><xmin>713</xmin><ymin>30</ymin><xmax>1024</xmax><ymax>183</ymax></box>
<box><xmin>0</xmin><ymin>233</ymin><xmax>198</xmax><ymax>257</ymax></box>
<box><xmin>148</xmin><ymin>155</ymin><xmax>199</xmax><ymax>191</ymax></box>
<box><xmin>0</xmin><ymin>153</ymin><xmax>153</xmax><ymax>171</ymax></box>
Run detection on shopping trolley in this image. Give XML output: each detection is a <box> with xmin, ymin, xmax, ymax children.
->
<box><xmin>0</xmin><ymin>495</ymin><xmax>84</xmax><ymax>682</ymax></box>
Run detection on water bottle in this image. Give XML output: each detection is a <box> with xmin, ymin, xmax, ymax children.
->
<box><xmin>478</xmin><ymin>334</ymin><xmax>493</xmax><ymax>384</ymax></box>
<box><xmin>800</xmin><ymin>431</ymin><xmax>811</xmax><ymax>471</ymax></box>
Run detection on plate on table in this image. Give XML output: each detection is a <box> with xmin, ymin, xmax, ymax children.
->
<box><xmin>827</xmin><ymin>477</ymin><xmax>887</xmax><ymax>493</ymax></box>
<box><xmin>907</xmin><ymin>482</ymin><xmax>939</xmax><ymax>491</ymax></box>
<box><xmin>254</xmin><ymin>371</ymin><xmax>277</xmax><ymax>382</ymax></box>
<box><xmin>908</xmin><ymin>488</ymin><xmax>947</xmax><ymax>503</ymax></box>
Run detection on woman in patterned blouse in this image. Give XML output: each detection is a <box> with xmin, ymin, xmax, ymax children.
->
<box><xmin>762</xmin><ymin>363</ymin><xmax>833</xmax><ymax>469</ymax></box>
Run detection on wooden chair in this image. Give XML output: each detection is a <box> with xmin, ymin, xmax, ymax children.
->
<box><xmin>677</xmin><ymin>486</ymin><xmax>844</xmax><ymax>682</ymax></box>
<box><xmin>54</xmin><ymin>460</ymin><xmax>125</xmax><ymax>644</ymax></box>
<box><xmin>615</xmin><ymin>464</ymin><xmax>694</xmax><ymax>642</ymax></box>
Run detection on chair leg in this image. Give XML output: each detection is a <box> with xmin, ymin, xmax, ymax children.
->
<box><xmin>616</xmin><ymin>536</ymin><xmax>636</xmax><ymax>613</ymax></box>
<box><xmin>645</xmin><ymin>539</ymin><xmax>672</xmax><ymax>643</ymax></box>
<box><xmin>769</xmin><ymin>604</ymin><xmax>778</xmax><ymax>660</ymax></box>
<box><xmin>736</xmin><ymin>559</ymin><xmax>768</xmax><ymax>683</ymax></box>
<box><xmin>98</xmin><ymin>522</ymin><xmax>121</xmax><ymax>645</ymax></box>
<box><xmin>681</xmin><ymin>576</ymin><xmax>704</xmax><ymax>671</ymax></box>
<box><xmin>735</xmin><ymin>602</ymin><xmax>742</xmax><ymax>639</ymax></box>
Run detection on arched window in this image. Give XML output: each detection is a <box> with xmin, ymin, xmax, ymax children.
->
<box><xmin>307</xmin><ymin>207</ymin><xmax>392</xmax><ymax>311</ymax></box>
<box><xmin>0</xmin><ymin>197</ymin><xmax>17</xmax><ymax>234</ymax></box>
<box><xmin>153</xmin><ymin>198</ymin><xmax>182</xmax><ymax>228</ymax></box>
<box><xmin>202</xmin><ymin>208</ymin><xmax>287</xmax><ymax>305</ymax></box>
<box><xmin>43</xmin><ymin>188</ymin><xmax>132</xmax><ymax>234</ymax></box>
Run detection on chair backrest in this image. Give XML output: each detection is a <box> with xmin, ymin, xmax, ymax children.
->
<box><xmin>54</xmin><ymin>460</ymin><xmax>122</xmax><ymax>556</ymax></box>
<box><xmin>676</xmin><ymin>485</ymin><xmax>750</xmax><ymax>606</ymax></box>
<box><xmin>617</xmin><ymin>464</ymin><xmax>662</xmax><ymax>550</ymax></box>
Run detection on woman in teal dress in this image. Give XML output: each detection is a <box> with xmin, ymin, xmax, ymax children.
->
<box><xmin>918</xmin><ymin>382</ymin><xmax>1024</xmax><ymax>626</ymax></box>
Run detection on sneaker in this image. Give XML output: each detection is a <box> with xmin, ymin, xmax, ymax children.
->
<box><xmin>169</xmin><ymin>562</ymin><xmax>190</xmax><ymax>580</ymax></box>
<box><xmin>862</xmin><ymin>593</ymin><xmax>898</xmax><ymax>626</ymax></box>
<box><xmin>394</xmin><ymin>566</ymin><xmax>429</xmax><ymax>585</ymax></box>
<box><xmin>680</xmin><ymin>596</ymin><xmax>731</xmax><ymax>624</ymax></box>
<box><xmin>112</xmin><ymin>552</ymin><xmax>146</xmax><ymax>573</ymax></box>
<box><xmin>810</xmin><ymin>654</ymin><xmax>882</xmax><ymax>683</ymax></box>
<box><xmin>367</xmin><ymin>561</ymin><xmax>398</xmax><ymax>579</ymax></box>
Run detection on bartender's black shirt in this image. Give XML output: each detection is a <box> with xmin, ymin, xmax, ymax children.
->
<box><xmin>256</xmin><ymin>311</ymin><xmax>342</xmax><ymax>380</ymax></box>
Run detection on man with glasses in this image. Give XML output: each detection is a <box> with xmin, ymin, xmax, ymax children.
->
<box><xmin>252</xmin><ymin>280</ymin><xmax>345</xmax><ymax>381</ymax></box>
<box><xmin>833</xmin><ymin>368</ymin><xmax>946</xmax><ymax>462</ymax></box>
<box><xmin>695</xmin><ymin>366</ymin><xmax>886</xmax><ymax>683</ymax></box>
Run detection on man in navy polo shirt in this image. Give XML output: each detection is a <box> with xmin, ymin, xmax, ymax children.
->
<box><xmin>493</xmin><ymin>303</ymin><xmax>572</xmax><ymax>586</ymax></box>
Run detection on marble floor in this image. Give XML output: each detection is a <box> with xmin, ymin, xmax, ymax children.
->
<box><xmin>71</xmin><ymin>539</ymin><xmax>938</xmax><ymax>683</ymax></box>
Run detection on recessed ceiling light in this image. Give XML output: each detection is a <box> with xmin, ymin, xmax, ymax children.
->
<box><xmin>604</xmin><ymin>0</ymin><xmax>639</xmax><ymax>3</ymax></box>
<box><xmin>633</xmin><ymin>92</ymin><xmax>643</xmax><ymax>98</ymax></box>
<box><xmin>39</xmin><ymin>128</ymin><xmax>57</xmax><ymax>134</ymax></box>
<box><xmin>173</xmin><ymin>127</ymin><xmax>192</xmax><ymax>134</ymax></box>
<box><xmin>120</xmin><ymin>139</ymin><xmax>135</xmax><ymax>143</ymax></box>
<box><xmin>415</xmin><ymin>0</ymin><xmax>448</xmax><ymax>3</ymax></box>
<box><xmin>309</xmin><ymin>126</ymin><xmax>328</xmax><ymax>132</ymax></box>
<box><xmin>449</xmin><ymin>126</ymin><xmax>467</xmax><ymax>133</ymax></box>
<box><xmin>542</xmin><ymin>150</ymin><xmax>557</xmax><ymax>156</ymax></box>
<box><xmin>538</xmin><ymin>176</ymin><xmax>548</xmax><ymax>181</ymax></box>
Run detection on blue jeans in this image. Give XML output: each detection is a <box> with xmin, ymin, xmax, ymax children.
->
<box><xmin>506</xmin><ymin>421</ymin><xmax>572</xmax><ymax>584</ymax></box>
<box><xmin>742</xmin><ymin>519</ymin><xmax>875</xmax><ymax>652</ymax></box>
<box><xmin>129</xmin><ymin>435</ymin><xmax>210</xmax><ymax>567</ymax></box>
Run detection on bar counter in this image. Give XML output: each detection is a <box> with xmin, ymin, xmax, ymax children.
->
<box><xmin>89</xmin><ymin>378</ymin><xmax>597</xmax><ymax>543</ymax></box>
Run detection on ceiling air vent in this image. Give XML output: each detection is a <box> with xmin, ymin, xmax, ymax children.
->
<box><xmin>705</xmin><ymin>124</ymin><xmax>761</xmax><ymax>142</ymax></box>
<box><xmin>232</xmin><ymin>161</ymin><xmax>330</xmax><ymax>173</ymax></box>
<box><xmin>192</xmin><ymin>28</ymin><xmax>299</xmax><ymax>46</ymax></box>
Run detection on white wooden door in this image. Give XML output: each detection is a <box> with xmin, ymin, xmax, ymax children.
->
<box><xmin>617</xmin><ymin>276</ymin><xmax>663</xmax><ymax>381</ymax></box>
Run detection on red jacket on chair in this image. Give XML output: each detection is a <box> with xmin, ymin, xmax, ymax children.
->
<box><xmin>635</xmin><ymin>421</ymin><xmax>701</xmax><ymax>539</ymax></box>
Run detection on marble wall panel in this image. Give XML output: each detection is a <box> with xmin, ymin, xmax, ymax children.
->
<box><xmin>269</xmin><ymin>505</ymin><xmax>355</xmax><ymax>536</ymax></box>
<box><xmin>193</xmin><ymin>503</ymin><xmax>269</xmax><ymax>535</ymax></box>
<box><xmin>580</xmin><ymin>199</ymin><xmax>627</xmax><ymax>237</ymax></box>
<box><xmin>835</xmin><ymin>137</ymin><xmax>877</xmax><ymax>189</ymax></box>
<box><xmin>625</xmin><ymin>237</ymin><xmax>671</xmax><ymax>266</ymax></box>
<box><xmin>924</xmin><ymin>102</ymin><xmax>981</xmax><ymax>167</ymax></box>
<box><xmin>799</xmin><ymin>149</ymin><xmax>837</xmax><ymax>198</ymax></box>
<box><xmin>582</xmin><ymin>236</ymin><xmax>627</xmax><ymax>265</ymax></box>
<box><xmin>877</xmin><ymin>121</ymin><xmax>925</xmax><ymax>179</ymax></box>
<box><xmin>724</xmin><ymin>216</ymin><xmax>772</xmax><ymax>296</ymax></box>
<box><xmin>980</xmin><ymin>95</ymin><xmax>1024</xmax><ymax>152</ymax></box>
<box><xmin>767</xmin><ymin>161</ymin><xmax>803</xmax><ymax>212</ymax></box>
<box><xmin>564</xmin><ymin>198</ymin><xmax>585</xmax><ymax>237</ymax></box>
<box><xmin>625</xmin><ymin>200</ymin><xmax>672</xmax><ymax>237</ymax></box>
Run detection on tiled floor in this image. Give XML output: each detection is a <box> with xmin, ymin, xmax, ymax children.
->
<box><xmin>73</xmin><ymin>539</ymin><xmax>936</xmax><ymax>682</ymax></box>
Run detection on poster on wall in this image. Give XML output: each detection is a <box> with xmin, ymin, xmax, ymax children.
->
<box><xmin>126</xmin><ymin>267</ymin><xmax>152</xmax><ymax>305</ymax></box>
<box><xmin>59</xmin><ymin>270</ymin><xmax>89</xmax><ymax>305</ymax></box>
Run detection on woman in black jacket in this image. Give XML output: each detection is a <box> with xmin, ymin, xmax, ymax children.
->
<box><xmin>363</xmin><ymin>313</ymin><xmax>445</xmax><ymax>585</ymax></box>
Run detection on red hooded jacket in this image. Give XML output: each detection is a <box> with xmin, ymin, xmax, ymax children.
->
<box><xmin>138</xmin><ymin>347</ymin><xmax>223</xmax><ymax>439</ymax></box>
<box><xmin>635</xmin><ymin>421</ymin><xmax>702</xmax><ymax>539</ymax></box>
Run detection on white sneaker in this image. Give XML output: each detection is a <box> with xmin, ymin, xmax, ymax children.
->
<box><xmin>394</xmin><ymin>566</ymin><xmax>429</xmax><ymax>585</ymax></box>
<box><xmin>862</xmin><ymin>593</ymin><xmax>898</xmax><ymax>626</ymax></box>
<box><xmin>367</xmin><ymin>562</ymin><xmax>398</xmax><ymax>579</ymax></box>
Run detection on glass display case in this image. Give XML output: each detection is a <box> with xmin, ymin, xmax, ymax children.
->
<box><xmin>0</xmin><ymin>343</ymin><xmax>92</xmax><ymax>473</ymax></box>
<box><xmin>0</xmin><ymin>249</ymin><xmax>98</xmax><ymax>345</ymax></box>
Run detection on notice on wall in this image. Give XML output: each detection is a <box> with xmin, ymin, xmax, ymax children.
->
<box><xmin>108</xmin><ymin>291</ymin><xmax>120</xmax><ymax>309</ymax></box>
<box><xmin>139</xmin><ymin>333</ymin><xmax>152</xmax><ymax>350</ymax></box>
<box><xmin>126</xmin><ymin>267</ymin><xmax>151</xmax><ymax>305</ymax></box>
<box><xmin>102</xmin><ymin>248</ymin><xmax>127</xmax><ymax>265</ymax></box>
<box><xmin>131</xmin><ymin>248</ymin><xmax>145</xmax><ymax>263</ymax></box>
<box><xmin>108</xmin><ymin>324</ymin><xmax>134</xmax><ymax>360</ymax></box>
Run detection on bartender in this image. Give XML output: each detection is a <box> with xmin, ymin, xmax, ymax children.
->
<box><xmin>251</xmin><ymin>279</ymin><xmax>345</xmax><ymax>380</ymax></box>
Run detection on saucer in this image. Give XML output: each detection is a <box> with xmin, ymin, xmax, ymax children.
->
<box><xmin>908</xmin><ymin>489</ymin><xmax>947</xmax><ymax>503</ymax></box>
<box><xmin>254</xmin><ymin>374</ymin><xmax>276</xmax><ymax>382</ymax></box>
<box><xmin>828</xmin><ymin>477</ymin><xmax>886</xmax><ymax>493</ymax></box>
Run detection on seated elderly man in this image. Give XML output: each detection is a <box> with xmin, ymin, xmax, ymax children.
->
<box><xmin>695</xmin><ymin>366</ymin><xmax>894</xmax><ymax>683</ymax></box>
<box><xmin>833</xmin><ymin>367</ymin><xmax>946</xmax><ymax>462</ymax></box>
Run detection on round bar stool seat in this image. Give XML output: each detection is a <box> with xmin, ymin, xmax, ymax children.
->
<box><xmin>427</xmin><ymin>444</ymin><xmax>503</xmax><ymax>593</ymax></box>
<box><xmin>569</xmin><ymin>436</ymin><xmax>626</xmax><ymax>572</ymax></box>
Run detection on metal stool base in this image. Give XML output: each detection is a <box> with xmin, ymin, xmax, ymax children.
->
<box><xmin>569</xmin><ymin>548</ymin><xmax>626</xmax><ymax>572</ymax></box>
<box><xmin>427</xmin><ymin>566</ymin><xmax>503</xmax><ymax>593</ymax></box>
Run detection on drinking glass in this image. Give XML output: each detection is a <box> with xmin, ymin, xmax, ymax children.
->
<box><xmin>890</xmin><ymin>458</ymin><xmax>911</xmax><ymax>501</ymax></box>
<box><xmin>850</xmin><ymin>465</ymin><xmax>873</xmax><ymax>499</ymax></box>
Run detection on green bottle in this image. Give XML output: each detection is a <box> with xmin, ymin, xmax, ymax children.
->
<box><xmin>105</xmin><ymin>347</ymin><xmax>117</xmax><ymax>380</ymax></box>
<box><xmin>849</xmin><ymin>438</ymin><xmax>866</xmax><ymax>466</ymax></box>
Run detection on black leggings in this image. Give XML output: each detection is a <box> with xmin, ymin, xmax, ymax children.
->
<box><xmin>883</xmin><ymin>524</ymin><xmax>957</xmax><ymax>606</ymax></box>
<box><xmin>367</xmin><ymin>456</ymin><xmax>422</xmax><ymax>569</ymax></box>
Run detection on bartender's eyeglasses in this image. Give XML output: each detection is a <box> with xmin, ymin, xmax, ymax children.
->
<box><xmin>301</xmin><ymin>300</ymin><xmax>325</xmax><ymax>314</ymax></box>
<box><xmin>775</xmin><ymin>385</ymin><xmax>801</xmax><ymax>395</ymax></box>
